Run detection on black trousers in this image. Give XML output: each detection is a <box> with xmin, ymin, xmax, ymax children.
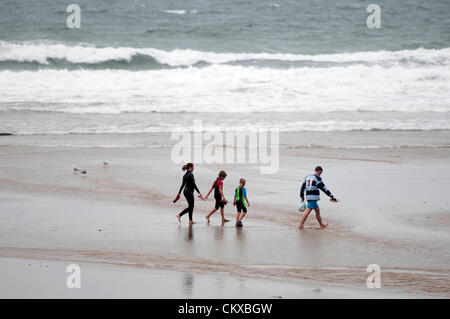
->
<box><xmin>179</xmin><ymin>190</ymin><xmax>194</xmax><ymax>221</ymax></box>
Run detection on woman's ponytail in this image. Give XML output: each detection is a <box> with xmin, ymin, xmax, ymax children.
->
<box><xmin>182</xmin><ymin>163</ymin><xmax>194</xmax><ymax>171</ymax></box>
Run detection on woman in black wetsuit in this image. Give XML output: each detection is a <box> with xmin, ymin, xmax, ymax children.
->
<box><xmin>176</xmin><ymin>163</ymin><xmax>203</xmax><ymax>225</ymax></box>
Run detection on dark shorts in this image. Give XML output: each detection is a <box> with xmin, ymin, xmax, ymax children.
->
<box><xmin>236</xmin><ymin>201</ymin><xmax>247</xmax><ymax>213</ymax></box>
<box><xmin>215</xmin><ymin>198</ymin><xmax>224</xmax><ymax>209</ymax></box>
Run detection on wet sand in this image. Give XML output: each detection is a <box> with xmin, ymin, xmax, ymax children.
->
<box><xmin>0</xmin><ymin>144</ymin><xmax>449</xmax><ymax>298</ymax></box>
<box><xmin>0</xmin><ymin>256</ymin><xmax>420</xmax><ymax>299</ymax></box>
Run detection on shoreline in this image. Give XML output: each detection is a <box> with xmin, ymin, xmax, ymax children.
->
<box><xmin>1</xmin><ymin>130</ymin><xmax>449</xmax><ymax>149</ymax></box>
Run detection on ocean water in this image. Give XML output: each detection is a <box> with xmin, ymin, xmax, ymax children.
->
<box><xmin>0</xmin><ymin>0</ymin><xmax>449</xmax><ymax>147</ymax></box>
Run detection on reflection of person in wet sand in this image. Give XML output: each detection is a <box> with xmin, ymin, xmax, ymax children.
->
<box><xmin>205</xmin><ymin>170</ymin><xmax>230</xmax><ymax>225</ymax></box>
<box><xmin>175</xmin><ymin>163</ymin><xmax>203</xmax><ymax>225</ymax></box>
<box><xmin>299</xmin><ymin>166</ymin><xmax>338</xmax><ymax>230</ymax></box>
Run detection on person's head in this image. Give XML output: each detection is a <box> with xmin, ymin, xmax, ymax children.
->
<box><xmin>314</xmin><ymin>166</ymin><xmax>323</xmax><ymax>176</ymax></box>
<box><xmin>218</xmin><ymin>170</ymin><xmax>227</xmax><ymax>180</ymax></box>
<box><xmin>239</xmin><ymin>178</ymin><xmax>246</xmax><ymax>188</ymax></box>
<box><xmin>182</xmin><ymin>163</ymin><xmax>194</xmax><ymax>172</ymax></box>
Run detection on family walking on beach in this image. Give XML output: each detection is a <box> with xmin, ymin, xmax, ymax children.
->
<box><xmin>175</xmin><ymin>164</ymin><xmax>250</xmax><ymax>227</ymax></box>
<box><xmin>174</xmin><ymin>163</ymin><xmax>336</xmax><ymax>229</ymax></box>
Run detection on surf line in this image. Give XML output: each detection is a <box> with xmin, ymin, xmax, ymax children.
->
<box><xmin>178</xmin><ymin>303</ymin><xmax>213</xmax><ymax>317</ymax></box>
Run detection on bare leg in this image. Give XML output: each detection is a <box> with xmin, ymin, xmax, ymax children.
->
<box><xmin>221</xmin><ymin>208</ymin><xmax>230</xmax><ymax>223</ymax></box>
<box><xmin>314</xmin><ymin>207</ymin><xmax>328</xmax><ymax>228</ymax></box>
<box><xmin>188</xmin><ymin>209</ymin><xmax>195</xmax><ymax>225</ymax></box>
<box><xmin>299</xmin><ymin>207</ymin><xmax>312</xmax><ymax>230</ymax></box>
<box><xmin>205</xmin><ymin>208</ymin><xmax>217</xmax><ymax>223</ymax></box>
<box><xmin>238</xmin><ymin>212</ymin><xmax>247</xmax><ymax>222</ymax></box>
<box><xmin>235</xmin><ymin>212</ymin><xmax>241</xmax><ymax>224</ymax></box>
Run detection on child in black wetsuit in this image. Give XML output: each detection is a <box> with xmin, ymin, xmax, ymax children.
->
<box><xmin>176</xmin><ymin>163</ymin><xmax>202</xmax><ymax>225</ymax></box>
<box><xmin>205</xmin><ymin>170</ymin><xmax>229</xmax><ymax>225</ymax></box>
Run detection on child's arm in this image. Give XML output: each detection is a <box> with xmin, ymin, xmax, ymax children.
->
<box><xmin>205</xmin><ymin>185</ymin><xmax>214</xmax><ymax>199</ymax></box>
<box><xmin>219</xmin><ymin>186</ymin><xmax>225</xmax><ymax>201</ymax></box>
<box><xmin>245</xmin><ymin>197</ymin><xmax>250</xmax><ymax>207</ymax></box>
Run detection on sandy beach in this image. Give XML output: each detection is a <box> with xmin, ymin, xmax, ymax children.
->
<box><xmin>1</xmin><ymin>0</ymin><xmax>450</xmax><ymax>302</ymax></box>
<box><xmin>0</xmin><ymin>139</ymin><xmax>449</xmax><ymax>298</ymax></box>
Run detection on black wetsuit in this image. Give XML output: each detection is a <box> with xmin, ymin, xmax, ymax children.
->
<box><xmin>213</xmin><ymin>178</ymin><xmax>224</xmax><ymax>209</ymax></box>
<box><xmin>235</xmin><ymin>187</ymin><xmax>247</xmax><ymax>213</ymax></box>
<box><xmin>178</xmin><ymin>171</ymin><xmax>200</xmax><ymax>221</ymax></box>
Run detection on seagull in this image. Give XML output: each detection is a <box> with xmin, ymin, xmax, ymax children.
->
<box><xmin>72</xmin><ymin>165</ymin><xmax>87</xmax><ymax>174</ymax></box>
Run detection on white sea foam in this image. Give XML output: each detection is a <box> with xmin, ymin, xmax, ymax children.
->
<box><xmin>1</xmin><ymin>42</ymin><xmax>449</xmax><ymax>134</ymax></box>
<box><xmin>163</xmin><ymin>10</ymin><xmax>186</xmax><ymax>15</ymax></box>
<box><xmin>261</xmin><ymin>3</ymin><xmax>280</xmax><ymax>8</ymax></box>
<box><xmin>0</xmin><ymin>62</ymin><xmax>448</xmax><ymax>115</ymax></box>
<box><xmin>1</xmin><ymin>41</ymin><xmax>449</xmax><ymax>67</ymax></box>
<box><xmin>3</xmin><ymin>119</ymin><xmax>449</xmax><ymax>135</ymax></box>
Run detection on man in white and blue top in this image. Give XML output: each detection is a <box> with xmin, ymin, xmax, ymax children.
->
<box><xmin>299</xmin><ymin>166</ymin><xmax>337</xmax><ymax>230</ymax></box>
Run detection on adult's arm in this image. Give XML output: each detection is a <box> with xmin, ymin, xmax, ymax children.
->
<box><xmin>178</xmin><ymin>175</ymin><xmax>186</xmax><ymax>194</ymax></box>
<box><xmin>316</xmin><ymin>178</ymin><xmax>333</xmax><ymax>198</ymax></box>
<box><xmin>194</xmin><ymin>182</ymin><xmax>200</xmax><ymax>194</ymax></box>
<box><xmin>300</xmin><ymin>180</ymin><xmax>306</xmax><ymax>200</ymax></box>
<box><xmin>189</xmin><ymin>174</ymin><xmax>200</xmax><ymax>193</ymax></box>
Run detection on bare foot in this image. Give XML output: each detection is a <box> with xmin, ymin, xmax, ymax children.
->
<box><xmin>223</xmin><ymin>219</ymin><xmax>230</xmax><ymax>223</ymax></box>
<box><xmin>189</xmin><ymin>221</ymin><xmax>196</xmax><ymax>225</ymax></box>
<box><xmin>299</xmin><ymin>224</ymin><xmax>304</xmax><ymax>230</ymax></box>
<box><xmin>176</xmin><ymin>214</ymin><xmax>181</xmax><ymax>223</ymax></box>
<box><xmin>205</xmin><ymin>215</ymin><xmax>210</xmax><ymax>223</ymax></box>
<box><xmin>321</xmin><ymin>222</ymin><xmax>328</xmax><ymax>228</ymax></box>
